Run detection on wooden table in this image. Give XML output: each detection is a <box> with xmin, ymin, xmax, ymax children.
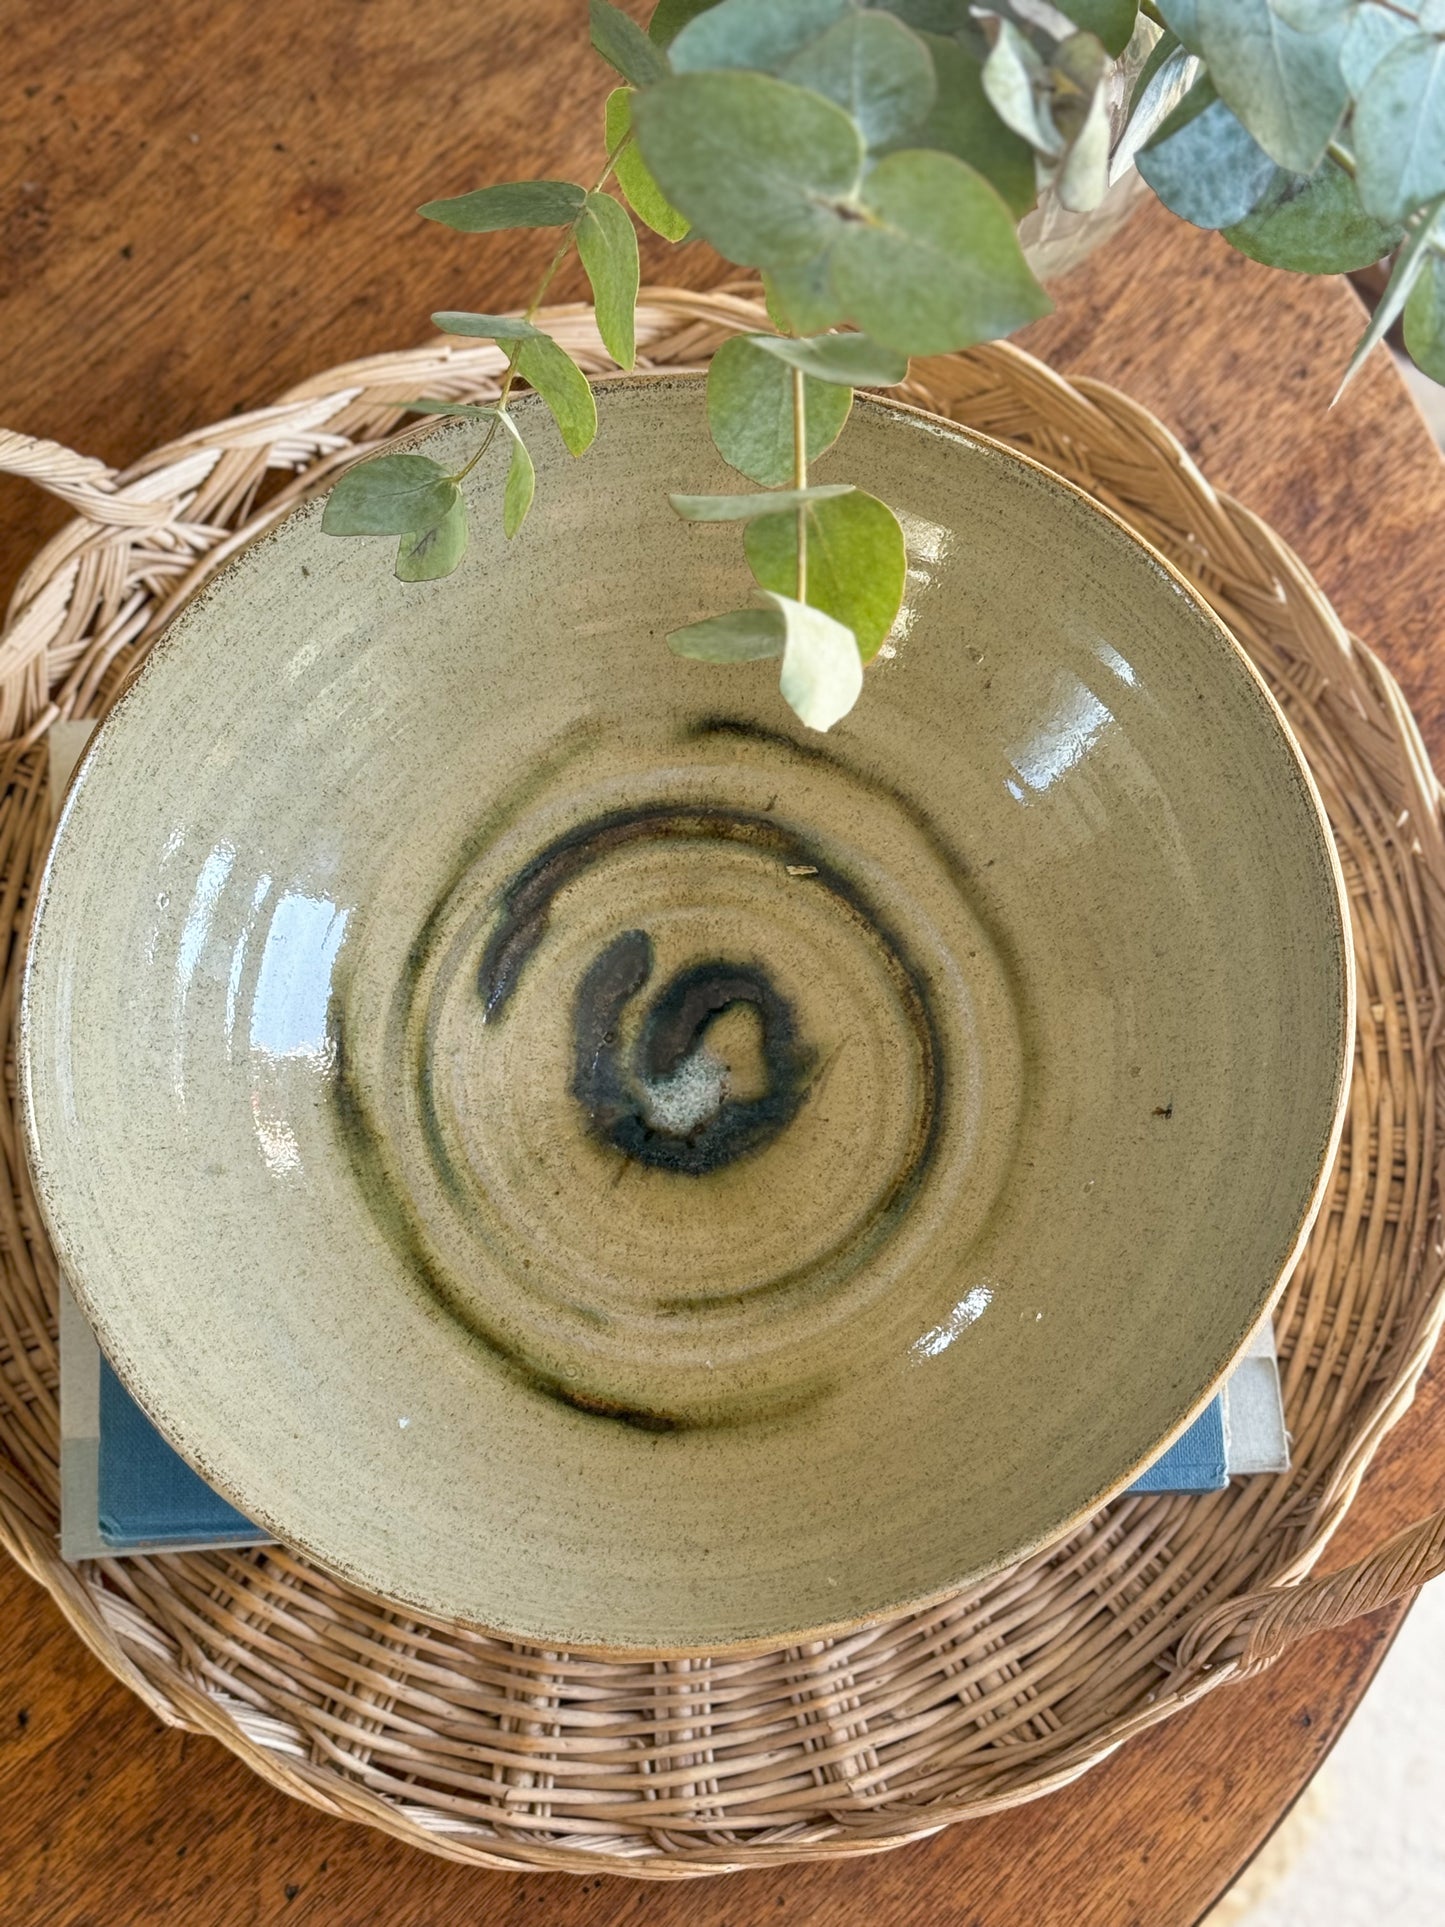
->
<box><xmin>4</xmin><ymin>5</ymin><xmax>1445</xmax><ymax>1922</ymax></box>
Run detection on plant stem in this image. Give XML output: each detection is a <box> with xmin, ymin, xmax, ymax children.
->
<box><xmin>792</xmin><ymin>366</ymin><xmax>808</xmax><ymax>605</ymax></box>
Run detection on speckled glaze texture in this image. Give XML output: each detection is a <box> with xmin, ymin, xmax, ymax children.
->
<box><xmin>19</xmin><ymin>378</ymin><xmax>1353</xmax><ymax>1653</ymax></box>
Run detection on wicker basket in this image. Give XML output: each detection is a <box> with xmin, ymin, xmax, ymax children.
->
<box><xmin>1</xmin><ymin>287</ymin><xmax>1444</xmax><ymax>1878</ymax></box>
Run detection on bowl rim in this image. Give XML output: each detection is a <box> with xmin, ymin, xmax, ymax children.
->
<box><xmin>17</xmin><ymin>371</ymin><xmax>1356</xmax><ymax>1656</ymax></box>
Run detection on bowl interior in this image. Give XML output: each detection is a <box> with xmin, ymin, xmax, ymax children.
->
<box><xmin>21</xmin><ymin>376</ymin><xmax>1350</xmax><ymax>1652</ymax></box>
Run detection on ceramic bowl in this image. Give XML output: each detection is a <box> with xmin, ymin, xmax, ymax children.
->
<box><xmin>20</xmin><ymin>376</ymin><xmax>1352</xmax><ymax>1653</ymax></box>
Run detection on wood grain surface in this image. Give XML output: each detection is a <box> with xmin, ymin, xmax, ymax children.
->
<box><xmin>3</xmin><ymin>3</ymin><xmax>1445</xmax><ymax>1922</ymax></box>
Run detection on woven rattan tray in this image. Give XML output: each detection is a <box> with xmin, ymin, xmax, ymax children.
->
<box><xmin>2</xmin><ymin>287</ymin><xmax>1445</xmax><ymax>1877</ymax></box>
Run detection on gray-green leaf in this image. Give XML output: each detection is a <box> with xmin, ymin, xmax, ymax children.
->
<box><xmin>668</xmin><ymin>0</ymin><xmax>854</xmax><ymax>75</ymax></box>
<box><xmin>501</xmin><ymin>424</ymin><xmax>536</xmax><ymax>539</ymax></box>
<box><xmin>706</xmin><ymin>335</ymin><xmax>853</xmax><ymax>486</ymax></box>
<box><xmin>576</xmin><ymin>191</ymin><xmax>640</xmax><ymax>370</ymax></box>
<box><xmin>431</xmin><ymin>313</ymin><xmax>544</xmax><ymax>340</ymax></box>
<box><xmin>1354</xmin><ymin>35</ymin><xmax>1445</xmax><ymax>223</ymax></box>
<box><xmin>751</xmin><ymin>331</ymin><xmax>909</xmax><ymax>386</ymax></box>
<box><xmin>1056</xmin><ymin>1</ymin><xmax>1138</xmax><ymax>60</ymax></box>
<box><xmin>1404</xmin><ymin>247</ymin><xmax>1445</xmax><ymax>383</ymax></box>
<box><xmin>1137</xmin><ymin>78</ymin><xmax>1278</xmax><ymax>230</ymax></box>
<box><xmin>632</xmin><ymin>71</ymin><xmax>864</xmax><ymax>265</ymax></box>
<box><xmin>831</xmin><ymin>149</ymin><xmax>1051</xmax><ymax>355</ymax></box>
<box><xmin>1340</xmin><ymin>5</ymin><xmax>1416</xmax><ymax>95</ymax></box>
<box><xmin>670</xmin><ymin>484</ymin><xmax>855</xmax><ymax>520</ymax></box>
<box><xmin>1336</xmin><ymin>196</ymin><xmax>1445</xmax><ymax>399</ymax></box>
<box><xmin>395</xmin><ymin>498</ymin><xmax>468</xmax><ymax>581</ymax></box>
<box><xmin>983</xmin><ymin>19</ymin><xmax>1063</xmax><ymax>158</ymax></box>
<box><xmin>668</xmin><ymin>606</ymin><xmax>787</xmax><ymax>660</ymax></box>
<box><xmin>1195</xmin><ymin>0</ymin><xmax>1349</xmax><ymax>176</ymax></box>
<box><xmin>515</xmin><ymin>336</ymin><xmax>598</xmax><ymax>455</ymax></box>
<box><xmin>605</xmin><ymin>89</ymin><xmax>691</xmax><ymax>240</ymax></box>
<box><xmin>765</xmin><ymin>590</ymin><xmax>864</xmax><ymax>732</ymax></box>
<box><xmin>761</xmin><ymin>256</ymin><xmax>847</xmax><ymax>334</ymax></box>
<box><xmin>1051</xmin><ymin>33</ymin><xmax>1113</xmax><ymax>214</ymax></box>
<box><xmin>1224</xmin><ymin>157</ymin><xmax>1403</xmax><ymax>272</ymax></box>
<box><xmin>591</xmin><ymin>0</ymin><xmax>670</xmax><ymax>86</ymax></box>
<box><xmin>899</xmin><ymin>33</ymin><xmax>1036</xmax><ymax>216</ymax></box>
<box><xmin>780</xmin><ymin>10</ymin><xmax>937</xmax><ymax>151</ymax></box>
<box><xmin>322</xmin><ymin>454</ymin><xmax>458</xmax><ymax>536</ymax></box>
<box><xmin>418</xmin><ymin>180</ymin><xmax>587</xmax><ymax>232</ymax></box>
<box><xmin>744</xmin><ymin>489</ymin><xmax>906</xmax><ymax>659</ymax></box>
<box><xmin>648</xmin><ymin>0</ymin><xmax>720</xmax><ymax>48</ymax></box>
<box><xmin>1156</xmin><ymin>1</ymin><xmax>1201</xmax><ymax>54</ymax></box>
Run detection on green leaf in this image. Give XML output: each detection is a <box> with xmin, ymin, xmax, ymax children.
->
<box><xmin>591</xmin><ymin>0</ymin><xmax>670</xmax><ymax>86</ymax></box>
<box><xmin>632</xmin><ymin>71</ymin><xmax>864</xmax><ymax>266</ymax></box>
<box><xmin>1195</xmin><ymin>0</ymin><xmax>1349</xmax><ymax>175</ymax></box>
<box><xmin>764</xmin><ymin>590</ymin><xmax>864</xmax><ymax>732</ymax></box>
<box><xmin>668</xmin><ymin>0</ymin><xmax>855</xmax><ymax>75</ymax></box>
<box><xmin>431</xmin><ymin>312</ymin><xmax>544</xmax><ymax>340</ymax></box>
<box><xmin>418</xmin><ymin>180</ymin><xmax>587</xmax><ymax>232</ymax></box>
<box><xmin>669</xmin><ymin>483</ymin><xmax>855</xmax><ymax>520</ymax></box>
<box><xmin>1336</xmin><ymin>196</ymin><xmax>1445</xmax><ymax>399</ymax></box>
<box><xmin>576</xmin><ymin>191</ymin><xmax>640</xmax><ymax>369</ymax></box>
<box><xmin>501</xmin><ymin>423</ymin><xmax>536</xmax><ymax>539</ymax></box>
<box><xmin>899</xmin><ymin>33</ymin><xmax>1036</xmax><ymax>217</ymax></box>
<box><xmin>1155</xmin><ymin>1</ymin><xmax>1201</xmax><ymax>54</ymax></box>
<box><xmin>780</xmin><ymin>11</ymin><xmax>937</xmax><ymax>150</ymax></box>
<box><xmin>1051</xmin><ymin>32</ymin><xmax>1113</xmax><ymax>214</ymax></box>
<box><xmin>761</xmin><ymin>256</ymin><xmax>847</xmax><ymax>334</ymax></box>
<box><xmin>668</xmin><ymin>606</ymin><xmax>786</xmax><ymax>660</ymax></box>
<box><xmin>1270</xmin><ymin>0</ymin><xmax>1351</xmax><ymax>27</ymax></box>
<box><xmin>1354</xmin><ymin>36</ymin><xmax>1445</xmax><ymax>223</ymax></box>
<box><xmin>750</xmin><ymin>331</ymin><xmax>909</xmax><ymax>386</ymax></box>
<box><xmin>1225</xmin><ymin>157</ymin><xmax>1403</xmax><ymax>272</ymax></box>
<box><xmin>605</xmin><ymin>89</ymin><xmax>691</xmax><ymax>240</ymax></box>
<box><xmin>1055</xmin><ymin>1</ymin><xmax>1138</xmax><ymax>60</ymax></box>
<box><xmin>322</xmin><ymin>454</ymin><xmax>458</xmax><ymax>536</ymax></box>
<box><xmin>515</xmin><ymin>336</ymin><xmax>598</xmax><ymax>455</ymax></box>
<box><xmin>405</xmin><ymin>400</ymin><xmax>498</xmax><ymax>422</ymax></box>
<box><xmin>648</xmin><ymin>0</ymin><xmax>719</xmax><ymax>47</ymax></box>
<box><xmin>1340</xmin><ymin>5</ymin><xmax>1416</xmax><ymax>95</ymax></box>
<box><xmin>1404</xmin><ymin>247</ymin><xmax>1445</xmax><ymax>383</ymax></box>
<box><xmin>871</xmin><ymin>0</ymin><xmax>975</xmax><ymax>31</ymax></box>
<box><xmin>831</xmin><ymin>149</ymin><xmax>1052</xmax><ymax>355</ymax></box>
<box><xmin>744</xmin><ymin>489</ymin><xmax>906</xmax><ymax>659</ymax></box>
<box><xmin>706</xmin><ymin>336</ymin><xmax>852</xmax><ymax>486</ymax></box>
<box><xmin>1137</xmin><ymin>78</ymin><xmax>1279</xmax><ymax>229</ymax></box>
<box><xmin>982</xmin><ymin>19</ymin><xmax>1063</xmax><ymax>158</ymax></box>
<box><xmin>1117</xmin><ymin>37</ymin><xmax>1196</xmax><ymax>178</ymax></box>
<box><xmin>395</xmin><ymin>498</ymin><xmax>468</xmax><ymax>581</ymax></box>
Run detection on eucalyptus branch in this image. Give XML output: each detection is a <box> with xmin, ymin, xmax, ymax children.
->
<box><xmin>792</xmin><ymin>367</ymin><xmax>808</xmax><ymax>606</ymax></box>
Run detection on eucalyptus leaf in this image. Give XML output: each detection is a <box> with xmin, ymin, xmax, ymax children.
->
<box><xmin>1340</xmin><ymin>4</ymin><xmax>1416</xmax><ymax>94</ymax></box>
<box><xmin>1116</xmin><ymin>40</ymin><xmax>1199</xmax><ymax>181</ymax></box>
<box><xmin>1404</xmin><ymin>247</ymin><xmax>1445</xmax><ymax>383</ymax></box>
<box><xmin>632</xmin><ymin>71</ymin><xmax>864</xmax><ymax>266</ymax></box>
<box><xmin>1155</xmin><ymin>0</ymin><xmax>1201</xmax><ymax>53</ymax></box>
<box><xmin>1195</xmin><ymin>0</ymin><xmax>1349</xmax><ymax>176</ymax></box>
<box><xmin>1055</xmin><ymin>1</ymin><xmax>1138</xmax><ymax>60</ymax></box>
<box><xmin>871</xmin><ymin>0</ymin><xmax>975</xmax><ymax>31</ymax></box>
<box><xmin>418</xmin><ymin>180</ymin><xmax>587</xmax><ymax>232</ymax></box>
<box><xmin>1137</xmin><ymin>79</ymin><xmax>1279</xmax><ymax>230</ymax></box>
<box><xmin>706</xmin><ymin>336</ymin><xmax>852</xmax><ymax>486</ymax></box>
<box><xmin>590</xmin><ymin>0</ymin><xmax>670</xmax><ymax>86</ymax></box>
<box><xmin>831</xmin><ymin>149</ymin><xmax>1052</xmax><ymax>355</ymax></box>
<box><xmin>781</xmin><ymin>11</ymin><xmax>937</xmax><ymax>151</ymax></box>
<box><xmin>751</xmin><ymin>331</ymin><xmax>910</xmax><ymax>386</ymax></box>
<box><xmin>322</xmin><ymin>454</ymin><xmax>458</xmax><ymax>537</ymax></box>
<box><xmin>744</xmin><ymin>489</ymin><xmax>907</xmax><ymax>659</ymax></box>
<box><xmin>1269</xmin><ymin>0</ymin><xmax>1351</xmax><ymax>28</ymax></box>
<box><xmin>515</xmin><ymin>335</ymin><xmax>598</xmax><ymax>455</ymax></box>
<box><xmin>1336</xmin><ymin>195</ymin><xmax>1445</xmax><ymax>399</ymax></box>
<box><xmin>668</xmin><ymin>0</ymin><xmax>855</xmax><ymax>75</ymax></box>
<box><xmin>761</xmin><ymin>256</ymin><xmax>847</xmax><ymax>334</ymax></box>
<box><xmin>669</xmin><ymin>483</ymin><xmax>855</xmax><ymax>520</ymax></box>
<box><xmin>576</xmin><ymin>191</ymin><xmax>640</xmax><ymax>369</ymax></box>
<box><xmin>406</xmin><ymin>400</ymin><xmax>498</xmax><ymax>422</ymax></box>
<box><xmin>983</xmin><ymin>18</ymin><xmax>1063</xmax><ymax>158</ymax></box>
<box><xmin>668</xmin><ymin>606</ymin><xmax>787</xmax><ymax>660</ymax></box>
<box><xmin>1423</xmin><ymin>0</ymin><xmax>1445</xmax><ymax>30</ymax></box>
<box><xmin>431</xmin><ymin>312</ymin><xmax>544</xmax><ymax>340</ymax></box>
<box><xmin>395</xmin><ymin>498</ymin><xmax>468</xmax><ymax>582</ymax></box>
<box><xmin>1225</xmin><ymin>157</ymin><xmax>1403</xmax><ymax>272</ymax></box>
<box><xmin>764</xmin><ymin>590</ymin><xmax>865</xmax><ymax>732</ymax></box>
<box><xmin>501</xmin><ymin>426</ymin><xmax>536</xmax><ymax>539</ymax></box>
<box><xmin>605</xmin><ymin>89</ymin><xmax>691</xmax><ymax>240</ymax></box>
<box><xmin>1354</xmin><ymin>35</ymin><xmax>1445</xmax><ymax>223</ymax></box>
<box><xmin>901</xmin><ymin>32</ymin><xmax>1036</xmax><ymax>215</ymax></box>
<box><xmin>648</xmin><ymin>0</ymin><xmax>720</xmax><ymax>47</ymax></box>
<box><xmin>1051</xmin><ymin>33</ymin><xmax>1113</xmax><ymax>214</ymax></box>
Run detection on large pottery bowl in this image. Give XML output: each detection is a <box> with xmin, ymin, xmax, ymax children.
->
<box><xmin>19</xmin><ymin>375</ymin><xmax>1352</xmax><ymax>1652</ymax></box>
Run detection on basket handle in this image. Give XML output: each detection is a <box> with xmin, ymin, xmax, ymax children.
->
<box><xmin>1177</xmin><ymin>1507</ymin><xmax>1445</xmax><ymax>1676</ymax></box>
<box><xmin>0</xmin><ymin>428</ymin><xmax>172</xmax><ymax>527</ymax></box>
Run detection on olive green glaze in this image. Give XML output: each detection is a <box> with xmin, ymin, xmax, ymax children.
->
<box><xmin>18</xmin><ymin>377</ymin><xmax>1353</xmax><ymax>1654</ymax></box>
